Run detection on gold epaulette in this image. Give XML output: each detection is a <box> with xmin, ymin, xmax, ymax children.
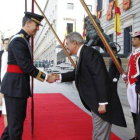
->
<box><xmin>20</xmin><ymin>33</ymin><xmax>24</xmax><ymax>38</ymax></box>
<box><xmin>36</xmin><ymin>70</ymin><xmax>46</xmax><ymax>82</ymax></box>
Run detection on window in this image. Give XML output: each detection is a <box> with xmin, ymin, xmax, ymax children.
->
<box><xmin>124</xmin><ymin>26</ymin><xmax>132</xmax><ymax>56</ymax></box>
<box><xmin>109</xmin><ymin>0</ymin><xmax>113</xmax><ymax>3</ymax></box>
<box><xmin>109</xmin><ymin>34</ymin><xmax>113</xmax><ymax>42</ymax></box>
<box><xmin>97</xmin><ymin>0</ymin><xmax>102</xmax><ymax>11</ymax></box>
<box><xmin>67</xmin><ymin>3</ymin><xmax>74</xmax><ymax>10</ymax></box>
<box><xmin>87</xmin><ymin>5</ymin><xmax>92</xmax><ymax>12</ymax></box>
<box><xmin>67</xmin><ymin>23</ymin><xmax>73</xmax><ymax>34</ymax></box>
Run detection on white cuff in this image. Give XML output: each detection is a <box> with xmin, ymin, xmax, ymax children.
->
<box><xmin>44</xmin><ymin>73</ymin><xmax>48</xmax><ymax>82</ymax></box>
<box><xmin>99</xmin><ymin>102</ymin><xmax>108</xmax><ymax>105</ymax></box>
<box><xmin>113</xmin><ymin>78</ymin><xmax>118</xmax><ymax>82</ymax></box>
<box><xmin>122</xmin><ymin>74</ymin><xmax>126</xmax><ymax>79</ymax></box>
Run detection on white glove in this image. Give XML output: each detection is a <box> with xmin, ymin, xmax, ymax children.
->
<box><xmin>122</xmin><ymin>73</ymin><xmax>128</xmax><ymax>82</ymax></box>
<box><xmin>122</xmin><ymin>74</ymin><xmax>126</xmax><ymax>79</ymax></box>
<box><xmin>113</xmin><ymin>78</ymin><xmax>118</xmax><ymax>82</ymax></box>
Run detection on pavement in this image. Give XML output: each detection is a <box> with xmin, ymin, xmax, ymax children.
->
<box><xmin>33</xmin><ymin>77</ymin><xmax>131</xmax><ymax>140</ymax></box>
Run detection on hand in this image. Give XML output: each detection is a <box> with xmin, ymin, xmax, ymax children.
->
<box><xmin>50</xmin><ymin>73</ymin><xmax>60</xmax><ymax>80</ymax></box>
<box><xmin>0</xmin><ymin>93</ymin><xmax>3</xmax><ymax>105</ymax></box>
<box><xmin>122</xmin><ymin>73</ymin><xmax>128</xmax><ymax>83</ymax></box>
<box><xmin>0</xmin><ymin>98</ymin><xmax>2</xmax><ymax>106</ymax></box>
<box><xmin>98</xmin><ymin>105</ymin><xmax>106</xmax><ymax>114</ymax></box>
<box><xmin>46</xmin><ymin>73</ymin><xmax>60</xmax><ymax>83</ymax></box>
<box><xmin>125</xmin><ymin>81</ymin><xmax>128</xmax><ymax>88</ymax></box>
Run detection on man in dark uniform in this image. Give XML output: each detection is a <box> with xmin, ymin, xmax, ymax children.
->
<box><xmin>0</xmin><ymin>12</ymin><xmax>56</xmax><ymax>140</ymax></box>
<box><xmin>108</xmin><ymin>45</ymin><xmax>121</xmax><ymax>90</ymax></box>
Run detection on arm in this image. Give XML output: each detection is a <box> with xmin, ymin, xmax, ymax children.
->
<box><xmin>11</xmin><ymin>39</ymin><xmax>46</xmax><ymax>82</ymax></box>
<box><xmin>61</xmin><ymin>69</ymin><xmax>75</xmax><ymax>82</ymax></box>
<box><xmin>86</xmin><ymin>51</ymin><xmax>108</xmax><ymax>114</ymax></box>
<box><xmin>47</xmin><ymin>70</ymin><xmax>75</xmax><ymax>83</ymax></box>
<box><xmin>135</xmin><ymin>58</ymin><xmax>140</xmax><ymax>94</ymax></box>
<box><xmin>86</xmin><ymin>50</ymin><xmax>108</xmax><ymax>103</ymax></box>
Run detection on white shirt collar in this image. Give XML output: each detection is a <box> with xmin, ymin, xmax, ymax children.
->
<box><xmin>4</xmin><ymin>48</ymin><xmax>7</xmax><ymax>52</ymax></box>
<box><xmin>76</xmin><ymin>44</ymin><xmax>84</xmax><ymax>57</ymax></box>
<box><xmin>133</xmin><ymin>47</ymin><xmax>140</xmax><ymax>54</ymax></box>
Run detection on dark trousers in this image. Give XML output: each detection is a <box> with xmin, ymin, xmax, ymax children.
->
<box><xmin>112</xmin><ymin>82</ymin><xmax>118</xmax><ymax>91</ymax></box>
<box><xmin>1</xmin><ymin>96</ymin><xmax>27</xmax><ymax>140</ymax></box>
<box><xmin>136</xmin><ymin>103</ymin><xmax>140</xmax><ymax>140</ymax></box>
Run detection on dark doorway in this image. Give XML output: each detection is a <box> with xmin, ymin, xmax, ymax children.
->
<box><xmin>124</xmin><ymin>26</ymin><xmax>132</xmax><ymax>56</ymax></box>
<box><xmin>67</xmin><ymin>23</ymin><xmax>73</xmax><ymax>34</ymax></box>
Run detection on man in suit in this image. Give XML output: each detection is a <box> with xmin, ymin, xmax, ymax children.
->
<box><xmin>48</xmin><ymin>32</ymin><xmax>127</xmax><ymax>140</ymax></box>
<box><xmin>0</xmin><ymin>12</ymin><xmax>56</xmax><ymax>140</ymax></box>
<box><xmin>108</xmin><ymin>45</ymin><xmax>121</xmax><ymax>90</ymax></box>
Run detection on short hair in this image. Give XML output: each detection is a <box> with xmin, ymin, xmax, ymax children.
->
<box><xmin>3</xmin><ymin>38</ymin><xmax>9</xmax><ymax>44</ymax></box>
<box><xmin>66</xmin><ymin>32</ymin><xmax>84</xmax><ymax>45</ymax></box>
<box><xmin>136</xmin><ymin>35</ymin><xmax>140</xmax><ymax>40</ymax></box>
<box><xmin>22</xmin><ymin>16</ymin><xmax>32</xmax><ymax>27</ymax></box>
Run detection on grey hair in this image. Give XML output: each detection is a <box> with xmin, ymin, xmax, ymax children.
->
<box><xmin>22</xmin><ymin>16</ymin><xmax>32</xmax><ymax>27</ymax></box>
<box><xmin>66</xmin><ymin>32</ymin><xmax>84</xmax><ymax>45</ymax></box>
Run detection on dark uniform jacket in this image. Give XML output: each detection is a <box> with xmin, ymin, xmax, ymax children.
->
<box><xmin>1</xmin><ymin>29</ymin><xmax>45</xmax><ymax>98</ymax></box>
<box><xmin>62</xmin><ymin>45</ymin><xmax>126</xmax><ymax>127</ymax></box>
<box><xmin>108</xmin><ymin>56</ymin><xmax>121</xmax><ymax>81</ymax></box>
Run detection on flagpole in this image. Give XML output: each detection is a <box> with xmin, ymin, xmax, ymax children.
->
<box><xmin>31</xmin><ymin>0</ymin><xmax>34</xmax><ymax>138</ymax></box>
<box><xmin>25</xmin><ymin>0</ymin><xmax>27</xmax><ymax>12</ymax></box>
<box><xmin>116</xmin><ymin>0</ymin><xmax>117</xmax><ymax>44</ymax></box>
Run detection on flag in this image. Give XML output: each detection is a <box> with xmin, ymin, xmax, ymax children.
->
<box><xmin>82</xmin><ymin>15</ymin><xmax>86</xmax><ymax>40</ymax></box>
<box><xmin>63</xmin><ymin>26</ymin><xmax>67</xmax><ymax>46</ymax></box>
<box><xmin>114</xmin><ymin>0</ymin><xmax>121</xmax><ymax>36</ymax></box>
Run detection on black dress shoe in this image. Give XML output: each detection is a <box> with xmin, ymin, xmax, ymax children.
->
<box><xmin>130</xmin><ymin>137</ymin><xmax>138</xmax><ymax>140</ymax></box>
<box><xmin>0</xmin><ymin>111</ymin><xmax>2</xmax><ymax>117</ymax></box>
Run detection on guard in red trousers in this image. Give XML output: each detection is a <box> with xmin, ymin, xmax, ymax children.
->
<box><xmin>124</xmin><ymin>31</ymin><xmax>140</xmax><ymax>140</ymax></box>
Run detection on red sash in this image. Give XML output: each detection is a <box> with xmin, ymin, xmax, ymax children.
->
<box><xmin>7</xmin><ymin>64</ymin><xmax>25</xmax><ymax>74</ymax></box>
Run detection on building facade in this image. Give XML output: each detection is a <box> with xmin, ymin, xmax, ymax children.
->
<box><xmin>97</xmin><ymin>0</ymin><xmax>140</xmax><ymax>57</ymax></box>
<box><xmin>34</xmin><ymin>0</ymin><xmax>95</xmax><ymax>66</ymax></box>
<box><xmin>34</xmin><ymin>0</ymin><xmax>140</xmax><ymax>66</ymax></box>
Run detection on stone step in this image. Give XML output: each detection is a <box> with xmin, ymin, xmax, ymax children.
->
<box><xmin>120</xmin><ymin>97</ymin><xmax>130</xmax><ymax>109</ymax></box>
<box><xmin>118</xmin><ymin>88</ymin><xmax>127</xmax><ymax>96</ymax></box>
<box><xmin>122</xmin><ymin>105</ymin><xmax>132</xmax><ymax>118</ymax></box>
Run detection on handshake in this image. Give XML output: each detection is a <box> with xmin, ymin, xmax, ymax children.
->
<box><xmin>46</xmin><ymin>73</ymin><xmax>60</xmax><ymax>83</ymax></box>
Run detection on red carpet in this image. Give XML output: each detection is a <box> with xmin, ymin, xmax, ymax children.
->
<box><xmin>0</xmin><ymin>93</ymin><xmax>121</xmax><ymax>140</ymax></box>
